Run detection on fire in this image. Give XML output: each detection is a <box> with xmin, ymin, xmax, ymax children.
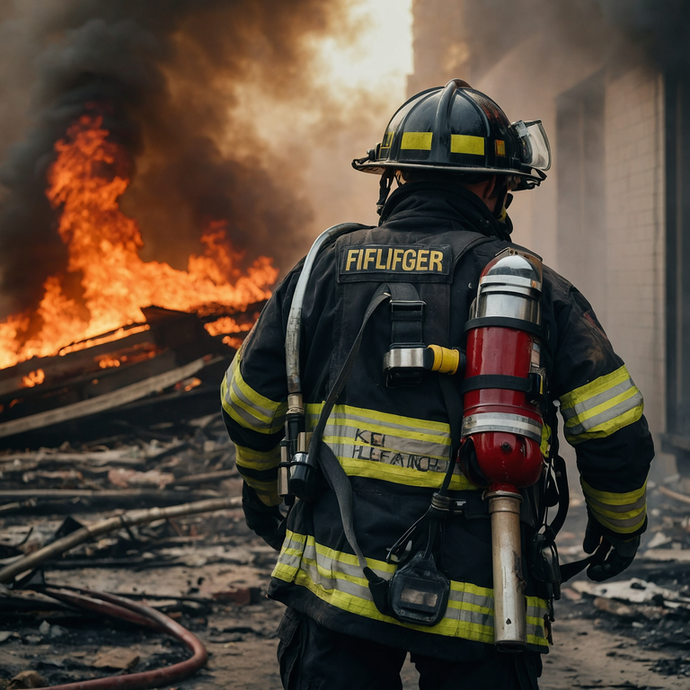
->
<box><xmin>21</xmin><ymin>369</ymin><xmax>45</xmax><ymax>388</ymax></box>
<box><xmin>0</xmin><ymin>113</ymin><xmax>278</xmax><ymax>370</ymax></box>
<box><xmin>97</xmin><ymin>355</ymin><xmax>121</xmax><ymax>369</ymax></box>
<box><xmin>204</xmin><ymin>316</ymin><xmax>250</xmax><ymax>336</ymax></box>
<box><xmin>204</xmin><ymin>315</ymin><xmax>254</xmax><ymax>351</ymax></box>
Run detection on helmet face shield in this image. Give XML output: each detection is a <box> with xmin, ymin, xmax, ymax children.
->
<box><xmin>512</xmin><ymin>120</ymin><xmax>551</xmax><ymax>172</ymax></box>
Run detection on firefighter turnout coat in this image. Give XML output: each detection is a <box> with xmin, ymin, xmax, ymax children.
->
<box><xmin>221</xmin><ymin>181</ymin><xmax>654</xmax><ymax>660</ymax></box>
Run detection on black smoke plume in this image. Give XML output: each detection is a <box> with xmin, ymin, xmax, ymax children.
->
<box><xmin>0</xmin><ymin>0</ymin><xmax>350</xmax><ymax>316</ymax></box>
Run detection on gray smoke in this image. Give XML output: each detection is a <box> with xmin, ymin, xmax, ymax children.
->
<box><xmin>0</xmin><ymin>0</ymin><xmax>351</xmax><ymax>316</ymax></box>
<box><xmin>596</xmin><ymin>0</ymin><xmax>690</xmax><ymax>72</ymax></box>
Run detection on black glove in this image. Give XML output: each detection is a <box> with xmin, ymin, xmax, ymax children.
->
<box><xmin>583</xmin><ymin>519</ymin><xmax>639</xmax><ymax>582</ymax></box>
<box><xmin>242</xmin><ymin>483</ymin><xmax>286</xmax><ymax>551</ymax></box>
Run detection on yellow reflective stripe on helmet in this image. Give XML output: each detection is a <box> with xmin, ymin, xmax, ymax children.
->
<box><xmin>221</xmin><ymin>352</ymin><xmax>287</xmax><ymax>435</ymax></box>
<box><xmin>560</xmin><ymin>366</ymin><xmax>644</xmax><ymax>443</ymax></box>
<box><xmin>450</xmin><ymin>134</ymin><xmax>485</xmax><ymax>156</ymax></box>
<box><xmin>381</xmin><ymin>131</ymin><xmax>394</xmax><ymax>151</ymax></box>
<box><xmin>401</xmin><ymin>132</ymin><xmax>433</xmax><ymax>150</ymax></box>
<box><xmin>581</xmin><ymin>479</ymin><xmax>647</xmax><ymax>535</ymax></box>
<box><xmin>272</xmin><ymin>530</ymin><xmax>549</xmax><ymax>647</ymax></box>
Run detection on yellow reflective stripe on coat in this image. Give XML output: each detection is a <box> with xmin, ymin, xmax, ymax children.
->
<box><xmin>235</xmin><ymin>443</ymin><xmax>280</xmax><ymax>473</ymax></box>
<box><xmin>234</xmin><ymin>442</ymin><xmax>281</xmax><ymax>506</ymax></box>
<box><xmin>559</xmin><ymin>366</ymin><xmax>644</xmax><ymax>443</ymax></box>
<box><xmin>272</xmin><ymin>530</ymin><xmax>549</xmax><ymax>648</ymax></box>
<box><xmin>221</xmin><ymin>351</ymin><xmax>287</xmax><ymax>435</ymax></box>
<box><xmin>305</xmin><ymin>403</ymin><xmax>478</xmax><ymax>491</ymax></box>
<box><xmin>581</xmin><ymin>479</ymin><xmax>647</xmax><ymax>535</ymax></box>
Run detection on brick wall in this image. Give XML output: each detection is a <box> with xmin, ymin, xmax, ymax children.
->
<box><xmin>602</xmin><ymin>67</ymin><xmax>666</xmax><ymax>445</ymax></box>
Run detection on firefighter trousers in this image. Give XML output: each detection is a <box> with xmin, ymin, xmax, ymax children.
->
<box><xmin>276</xmin><ymin>608</ymin><xmax>542</xmax><ymax>690</ymax></box>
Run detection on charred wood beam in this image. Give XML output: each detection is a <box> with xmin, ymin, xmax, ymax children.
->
<box><xmin>0</xmin><ymin>489</ymin><xmax>226</xmax><ymax>515</ymax></box>
<box><xmin>0</xmin><ymin>356</ymin><xmax>214</xmax><ymax>439</ymax></box>
<box><xmin>0</xmin><ymin>496</ymin><xmax>241</xmax><ymax>584</ymax></box>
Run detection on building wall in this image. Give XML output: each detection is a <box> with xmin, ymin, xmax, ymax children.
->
<box><xmin>408</xmin><ymin>3</ymin><xmax>674</xmax><ymax>477</ymax></box>
<box><xmin>602</xmin><ymin>66</ymin><xmax>667</xmax><ymax>443</ymax></box>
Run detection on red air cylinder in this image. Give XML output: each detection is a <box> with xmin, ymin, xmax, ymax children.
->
<box><xmin>459</xmin><ymin>247</ymin><xmax>546</xmax><ymax>651</ymax></box>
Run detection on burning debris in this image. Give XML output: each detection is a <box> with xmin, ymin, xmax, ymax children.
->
<box><xmin>0</xmin><ymin>107</ymin><xmax>276</xmax><ymax>442</ymax></box>
<box><xmin>0</xmin><ymin>110</ymin><xmax>276</xmax><ymax>370</ymax></box>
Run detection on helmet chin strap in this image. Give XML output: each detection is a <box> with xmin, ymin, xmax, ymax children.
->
<box><xmin>376</xmin><ymin>170</ymin><xmax>396</xmax><ymax>215</ymax></box>
<box><xmin>493</xmin><ymin>179</ymin><xmax>514</xmax><ymax>239</ymax></box>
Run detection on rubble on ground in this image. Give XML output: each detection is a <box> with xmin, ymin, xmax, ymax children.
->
<box><xmin>554</xmin><ymin>475</ymin><xmax>690</xmax><ymax>679</ymax></box>
<box><xmin>3</xmin><ymin>414</ymin><xmax>690</xmax><ymax>687</ymax></box>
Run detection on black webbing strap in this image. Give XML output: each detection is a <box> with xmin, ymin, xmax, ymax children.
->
<box><xmin>438</xmin><ymin>375</ymin><xmax>463</xmax><ymax>457</ymax></box>
<box><xmin>306</xmin><ymin>283</ymin><xmax>395</xmax><ymax>607</ymax></box>
<box><xmin>308</xmin><ymin>285</ymin><xmax>389</xmax><ymax>563</ymax></box>
<box><xmin>464</xmin><ymin>316</ymin><xmax>546</xmax><ymax>340</ymax></box>
<box><xmin>309</xmin><ymin>284</ymin><xmax>391</xmax><ymax>456</ymax></box>
<box><xmin>457</xmin><ymin>374</ymin><xmax>534</xmax><ymax>396</ymax></box>
<box><xmin>534</xmin><ymin>415</ymin><xmax>594</xmax><ymax>584</ymax></box>
<box><xmin>384</xmin><ymin>374</ymin><xmax>464</xmax><ymax>574</ymax></box>
<box><xmin>389</xmin><ymin>283</ymin><xmax>425</xmax><ymax>346</ymax></box>
<box><xmin>559</xmin><ymin>553</ymin><xmax>602</xmax><ymax>582</ymax></box>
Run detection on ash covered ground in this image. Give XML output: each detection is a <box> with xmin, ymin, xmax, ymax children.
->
<box><xmin>1</xmin><ymin>413</ymin><xmax>689</xmax><ymax>690</ymax></box>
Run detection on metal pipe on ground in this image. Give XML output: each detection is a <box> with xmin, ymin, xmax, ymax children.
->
<box><xmin>0</xmin><ymin>495</ymin><xmax>241</xmax><ymax>584</ymax></box>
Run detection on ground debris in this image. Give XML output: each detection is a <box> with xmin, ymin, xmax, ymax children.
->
<box><xmin>91</xmin><ymin>647</ymin><xmax>141</xmax><ymax>670</ymax></box>
<box><xmin>572</xmin><ymin>578</ymin><xmax>690</xmax><ymax>610</ymax></box>
<box><xmin>6</xmin><ymin>671</ymin><xmax>46</xmax><ymax>689</ymax></box>
<box><xmin>5</xmin><ymin>420</ymin><xmax>690</xmax><ymax>689</ymax></box>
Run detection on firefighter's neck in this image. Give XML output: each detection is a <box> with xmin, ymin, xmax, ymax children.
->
<box><xmin>461</xmin><ymin>176</ymin><xmax>499</xmax><ymax>213</ymax></box>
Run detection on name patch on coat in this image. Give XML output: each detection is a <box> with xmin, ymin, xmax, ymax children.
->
<box><xmin>338</xmin><ymin>244</ymin><xmax>452</xmax><ymax>283</ymax></box>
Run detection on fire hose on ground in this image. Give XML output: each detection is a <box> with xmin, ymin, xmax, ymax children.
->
<box><xmin>28</xmin><ymin>586</ymin><xmax>208</xmax><ymax>690</ymax></box>
<box><xmin>0</xmin><ymin>496</ymin><xmax>242</xmax><ymax>688</ymax></box>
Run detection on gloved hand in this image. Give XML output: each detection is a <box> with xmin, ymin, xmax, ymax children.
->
<box><xmin>242</xmin><ymin>482</ymin><xmax>286</xmax><ymax>551</ymax></box>
<box><xmin>583</xmin><ymin>519</ymin><xmax>640</xmax><ymax>582</ymax></box>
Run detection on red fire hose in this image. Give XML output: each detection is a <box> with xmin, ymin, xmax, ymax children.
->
<box><xmin>36</xmin><ymin>586</ymin><xmax>208</xmax><ymax>690</ymax></box>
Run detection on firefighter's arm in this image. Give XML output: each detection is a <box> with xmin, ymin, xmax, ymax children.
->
<box><xmin>220</xmin><ymin>273</ymin><xmax>297</xmax><ymax>547</ymax></box>
<box><xmin>221</xmin><ymin>349</ymin><xmax>287</xmax><ymax>549</ymax></box>
<box><xmin>221</xmin><ymin>346</ymin><xmax>286</xmax><ymax>507</ymax></box>
<box><xmin>547</xmin><ymin>275</ymin><xmax>653</xmax><ymax>579</ymax></box>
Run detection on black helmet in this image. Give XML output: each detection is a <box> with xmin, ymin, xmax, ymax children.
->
<box><xmin>352</xmin><ymin>79</ymin><xmax>550</xmax><ymax>190</ymax></box>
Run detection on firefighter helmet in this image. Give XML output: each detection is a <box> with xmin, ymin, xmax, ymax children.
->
<box><xmin>352</xmin><ymin>79</ymin><xmax>550</xmax><ymax>190</ymax></box>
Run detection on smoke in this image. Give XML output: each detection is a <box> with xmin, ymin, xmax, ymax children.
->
<box><xmin>0</xmin><ymin>0</ymin><xmax>364</xmax><ymax>315</ymax></box>
<box><xmin>596</xmin><ymin>0</ymin><xmax>690</xmax><ymax>72</ymax></box>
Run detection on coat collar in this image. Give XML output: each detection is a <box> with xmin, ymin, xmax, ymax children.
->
<box><xmin>378</xmin><ymin>181</ymin><xmax>510</xmax><ymax>240</ymax></box>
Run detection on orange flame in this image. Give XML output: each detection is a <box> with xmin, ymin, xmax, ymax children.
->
<box><xmin>0</xmin><ymin>114</ymin><xmax>278</xmax><ymax>370</ymax></box>
<box><xmin>204</xmin><ymin>316</ymin><xmax>252</xmax><ymax>336</ymax></box>
<box><xmin>97</xmin><ymin>355</ymin><xmax>121</xmax><ymax>369</ymax></box>
<box><xmin>21</xmin><ymin>369</ymin><xmax>45</xmax><ymax>388</ymax></box>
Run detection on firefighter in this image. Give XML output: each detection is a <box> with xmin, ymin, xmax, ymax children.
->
<box><xmin>220</xmin><ymin>80</ymin><xmax>653</xmax><ymax>689</ymax></box>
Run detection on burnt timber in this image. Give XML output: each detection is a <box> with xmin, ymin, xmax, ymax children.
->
<box><xmin>0</xmin><ymin>305</ymin><xmax>260</xmax><ymax>448</ymax></box>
